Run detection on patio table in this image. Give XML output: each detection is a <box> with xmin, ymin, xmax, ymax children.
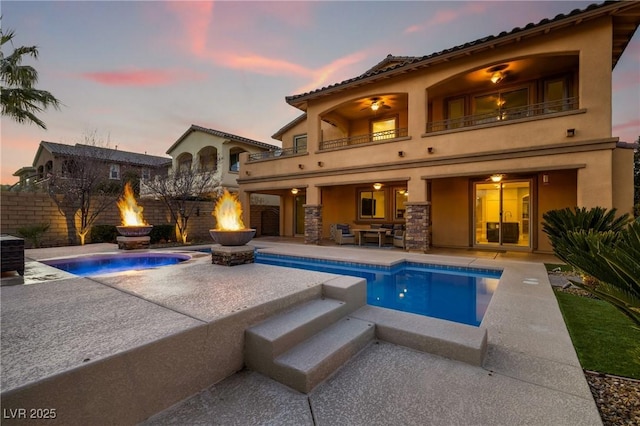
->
<box><xmin>351</xmin><ymin>228</ymin><xmax>390</xmax><ymax>247</ymax></box>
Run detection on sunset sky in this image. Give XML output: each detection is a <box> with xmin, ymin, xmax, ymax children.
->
<box><xmin>1</xmin><ymin>1</ymin><xmax>638</xmax><ymax>185</ymax></box>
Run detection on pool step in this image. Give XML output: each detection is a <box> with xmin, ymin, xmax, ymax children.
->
<box><xmin>245</xmin><ymin>276</ymin><xmax>371</xmax><ymax>393</ymax></box>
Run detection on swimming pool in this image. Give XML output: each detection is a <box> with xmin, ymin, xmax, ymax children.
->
<box><xmin>42</xmin><ymin>253</ymin><xmax>191</xmax><ymax>277</ymax></box>
<box><xmin>256</xmin><ymin>252</ymin><xmax>502</xmax><ymax>326</ymax></box>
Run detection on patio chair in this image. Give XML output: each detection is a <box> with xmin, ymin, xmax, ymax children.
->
<box><xmin>392</xmin><ymin>230</ymin><xmax>406</xmax><ymax>249</ymax></box>
<box><xmin>335</xmin><ymin>224</ymin><xmax>356</xmax><ymax>245</ymax></box>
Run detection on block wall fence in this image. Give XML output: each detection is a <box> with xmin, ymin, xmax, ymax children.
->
<box><xmin>1</xmin><ymin>192</ymin><xmax>278</xmax><ymax>248</ymax></box>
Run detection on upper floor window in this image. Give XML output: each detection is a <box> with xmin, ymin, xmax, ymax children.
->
<box><xmin>474</xmin><ymin>87</ymin><xmax>529</xmax><ymax>123</ymax></box>
<box><xmin>293</xmin><ymin>134</ymin><xmax>307</xmax><ymax>153</ymax></box>
<box><xmin>177</xmin><ymin>153</ymin><xmax>192</xmax><ymax>172</ymax></box>
<box><xmin>109</xmin><ymin>164</ymin><xmax>120</xmax><ymax>180</ymax></box>
<box><xmin>371</xmin><ymin>117</ymin><xmax>398</xmax><ymax>141</ymax></box>
<box><xmin>229</xmin><ymin>148</ymin><xmax>245</xmax><ymax>172</ymax></box>
<box><xmin>198</xmin><ymin>147</ymin><xmax>218</xmax><ymax>172</ymax></box>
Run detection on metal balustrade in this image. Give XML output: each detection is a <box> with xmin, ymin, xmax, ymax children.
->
<box><xmin>320</xmin><ymin>128</ymin><xmax>409</xmax><ymax>151</ymax></box>
<box><xmin>426</xmin><ymin>97</ymin><xmax>579</xmax><ymax>133</ymax></box>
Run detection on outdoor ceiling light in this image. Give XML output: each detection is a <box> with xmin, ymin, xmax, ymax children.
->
<box><xmin>490</xmin><ymin>174</ymin><xmax>503</xmax><ymax>183</ymax></box>
<box><xmin>373</xmin><ymin>182</ymin><xmax>383</xmax><ymax>190</ymax></box>
<box><xmin>488</xmin><ymin>64</ymin><xmax>508</xmax><ymax>84</ymax></box>
<box><xmin>370</xmin><ymin>101</ymin><xmax>380</xmax><ymax>111</ymax></box>
<box><xmin>490</xmin><ymin>71</ymin><xmax>505</xmax><ymax>84</ymax></box>
<box><xmin>291</xmin><ymin>188</ymin><xmax>299</xmax><ymax>195</ymax></box>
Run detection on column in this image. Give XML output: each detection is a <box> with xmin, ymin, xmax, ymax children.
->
<box><xmin>404</xmin><ymin>201</ymin><xmax>431</xmax><ymax>252</ymax></box>
<box><xmin>304</xmin><ymin>204</ymin><xmax>322</xmax><ymax>245</ymax></box>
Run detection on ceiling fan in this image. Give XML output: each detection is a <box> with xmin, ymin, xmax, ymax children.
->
<box><xmin>361</xmin><ymin>97</ymin><xmax>391</xmax><ymax>112</ymax></box>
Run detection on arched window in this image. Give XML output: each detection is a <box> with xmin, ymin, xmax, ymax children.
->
<box><xmin>177</xmin><ymin>153</ymin><xmax>193</xmax><ymax>172</ymax></box>
<box><xmin>198</xmin><ymin>147</ymin><xmax>218</xmax><ymax>172</ymax></box>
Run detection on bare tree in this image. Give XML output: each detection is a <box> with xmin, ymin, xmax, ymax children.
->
<box><xmin>142</xmin><ymin>163</ymin><xmax>222</xmax><ymax>244</ymax></box>
<box><xmin>46</xmin><ymin>132</ymin><xmax>121</xmax><ymax>245</ymax></box>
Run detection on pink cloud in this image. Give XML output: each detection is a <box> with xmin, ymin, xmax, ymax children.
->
<box><xmin>404</xmin><ymin>2</ymin><xmax>490</xmax><ymax>34</ymax></box>
<box><xmin>79</xmin><ymin>69</ymin><xmax>206</xmax><ymax>87</ymax></box>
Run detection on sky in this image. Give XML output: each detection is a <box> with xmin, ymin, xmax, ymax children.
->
<box><xmin>1</xmin><ymin>1</ymin><xmax>638</xmax><ymax>185</ymax></box>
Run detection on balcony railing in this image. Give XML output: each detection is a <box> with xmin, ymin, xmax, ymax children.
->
<box><xmin>426</xmin><ymin>97</ymin><xmax>579</xmax><ymax>133</ymax></box>
<box><xmin>247</xmin><ymin>144</ymin><xmax>307</xmax><ymax>161</ymax></box>
<box><xmin>320</xmin><ymin>128</ymin><xmax>409</xmax><ymax>151</ymax></box>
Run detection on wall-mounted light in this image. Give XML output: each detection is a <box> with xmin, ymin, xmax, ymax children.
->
<box><xmin>291</xmin><ymin>188</ymin><xmax>299</xmax><ymax>195</ymax></box>
<box><xmin>298</xmin><ymin>164</ymin><xmax>304</xmax><ymax>169</ymax></box>
<box><xmin>543</xmin><ymin>173</ymin><xmax>550</xmax><ymax>184</ymax></box>
<box><xmin>245</xmin><ymin>170</ymin><xmax>251</xmax><ymax>176</ymax></box>
<box><xmin>490</xmin><ymin>174</ymin><xmax>503</xmax><ymax>183</ymax></box>
<box><xmin>373</xmin><ymin>182</ymin><xmax>383</xmax><ymax>190</ymax></box>
<box><xmin>427</xmin><ymin>147</ymin><xmax>434</xmax><ymax>154</ymax></box>
<box><xmin>317</xmin><ymin>161</ymin><xmax>324</xmax><ymax>167</ymax></box>
<box><xmin>566</xmin><ymin>128</ymin><xmax>575</xmax><ymax>137</ymax></box>
<box><xmin>398</xmin><ymin>151</ymin><xmax>405</xmax><ymax>157</ymax></box>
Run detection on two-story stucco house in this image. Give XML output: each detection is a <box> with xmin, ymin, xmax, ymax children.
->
<box><xmin>164</xmin><ymin>124</ymin><xmax>279</xmax><ymax>196</ymax></box>
<box><xmin>19</xmin><ymin>141</ymin><xmax>171</xmax><ymax>189</ymax></box>
<box><xmin>238</xmin><ymin>1</ymin><xmax>640</xmax><ymax>253</ymax></box>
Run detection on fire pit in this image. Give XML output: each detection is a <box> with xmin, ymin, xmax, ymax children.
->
<box><xmin>116</xmin><ymin>183</ymin><xmax>153</xmax><ymax>250</ymax></box>
<box><xmin>210</xmin><ymin>189</ymin><xmax>255</xmax><ymax>265</ymax></box>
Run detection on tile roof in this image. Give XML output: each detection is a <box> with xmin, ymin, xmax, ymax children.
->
<box><xmin>286</xmin><ymin>1</ymin><xmax>640</xmax><ymax>108</ymax></box>
<box><xmin>38</xmin><ymin>141</ymin><xmax>172</xmax><ymax>167</ymax></box>
<box><xmin>271</xmin><ymin>114</ymin><xmax>307</xmax><ymax>141</ymax></box>
<box><xmin>166</xmin><ymin>124</ymin><xmax>278</xmax><ymax>154</ymax></box>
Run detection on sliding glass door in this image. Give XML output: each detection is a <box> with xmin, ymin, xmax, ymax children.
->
<box><xmin>474</xmin><ymin>180</ymin><xmax>531</xmax><ymax>248</ymax></box>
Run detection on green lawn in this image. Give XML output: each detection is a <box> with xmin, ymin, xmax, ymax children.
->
<box><xmin>554</xmin><ymin>289</ymin><xmax>640</xmax><ymax>379</ymax></box>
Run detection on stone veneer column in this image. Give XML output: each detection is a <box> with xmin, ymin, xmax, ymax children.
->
<box><xmin>304</xmin><ymin>204</ymin><xmax>322</xmax><ymax>245</ymax></box>
<box><xmin>404</xmin><ymin>202</ymin><xmax>431</xmax><ymax>252</ymax></box>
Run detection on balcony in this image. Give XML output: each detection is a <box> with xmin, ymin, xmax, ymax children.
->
<box><xmin>426</xmin><ymin>97</ymin><xmax>579</xmax><ymax>133</ymax></box>
<box><xmin>320</xmin><ymin>128</ymin><xmax>409</xmax><ymax>151</ymax></box>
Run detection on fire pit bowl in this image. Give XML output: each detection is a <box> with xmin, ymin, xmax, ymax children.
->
<box><xmin>117</xmin><ymin>225</ymin><xmax>153</xmax><ymax>237</ymax></box>
<box><xmin>209</xmin><ymin>229</ymin><xmax>256</xmax><ymax>246</ymax></box>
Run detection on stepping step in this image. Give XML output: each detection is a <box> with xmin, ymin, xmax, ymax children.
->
<box><xmin>274</xmin><ymin>317</ymin><xmax>374</xmax><ymax>393</ymax></box>
<box><xmin>245</xmin><ymin>298</ymin><xmax>349</xmax><ymax>372</ymax></box>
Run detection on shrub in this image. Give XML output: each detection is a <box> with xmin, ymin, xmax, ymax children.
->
<box><xmin>17</xmin><ymin>223</ymin><xmax>50</xmax><ymax>248</ymax></box>
<box><xmin>89</xmin><ymin>224</ymin><xmax>118</xmax><ymax>244</ymax></box>
<box><xmin>542</xmin><ymin>207</ymin><xmax>630</xmax><ymax>264</ymax></box>
<box><xmin>149</xmin><ymin>224</ymin><xmax>174</xmax><ymax>244</ymax></box>
<box><xmin>562</xmin><ymin>221</ymin><xmax>640</xmax><ymax>326</ymax></box>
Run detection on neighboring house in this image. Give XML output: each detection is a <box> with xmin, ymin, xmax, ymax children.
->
<box><xmin>238</xmin><ymin>1</ymin><xmax>640</xmax><ymax>253</ymax></box>
<box><xmin>22</xmin><ymin>141</ymin><xmax>171</xmax><ymax>188</ymax></box>
<box><xmin>162</xmin><ymin>124</ymin><xmax>279</xmax><ymax>201</ymax></box>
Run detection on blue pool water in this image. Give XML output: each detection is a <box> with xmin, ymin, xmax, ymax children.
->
<box><xmin>43</xmin><ymin>253</ymin><xmax>190</xmax><ymax>277</ymax></box>
<box><xmin>256</xmin><ymin>252</ymin><xmax>502</xmax><ymax>326</ymax></box>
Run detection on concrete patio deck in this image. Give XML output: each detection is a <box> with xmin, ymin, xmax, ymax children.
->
<box><xmin>0</xmin><ymin>239</ymin><xmax>601</xmax><ymax>425</ymax></box>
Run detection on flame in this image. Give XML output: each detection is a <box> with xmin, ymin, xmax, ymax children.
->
<box><xmin>213</xmin><ymin>189</ymin><xmax>245</xmax><ymax>231</ymax></box>
<box><xmin>117</xmin><ymin>182</ymin><xmax>148</xmax><ymax>226</ymax></box>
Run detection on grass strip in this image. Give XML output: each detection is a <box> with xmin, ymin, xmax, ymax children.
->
<box><xmin>554</xmin><ymin>289</ymin><xmax>640</xmax><ymax>379</ymax></box>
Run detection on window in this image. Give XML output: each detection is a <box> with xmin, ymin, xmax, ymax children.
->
<box><xmin>474</xmin><ymin>87</ymin><xmax>529</xmax><ymax>123</ymax></box>
<box><xmin>109</xmin><ymin>164</ymin><xmax>120</xmax><ymax>180</ymax></box>
<box><xmin>394</xmin><ymin>188</ymin><xmax>408</xmax><ymax>219</ymax></box>
<box><xmin>544</xmin><ymin>77</ymin><xmax>569</xmax><ymax>112</ymax></box>
<box><xmin>447</xmin><ymin>97</ymin><xmax>465</xmax><ymax>129</ymax></box>
<box><xmin>293</xmin><ymin>134</ymin><xmax>307</xmax><ymax>153</ymax></box>
<box><xmin>229</xmin><ymin>149</ymin><xmax>245</xmax><ymax>172</ymax></box>
<box><xmin>141</xmin><ymin>168</ymin><xmax>150</xmax><ymax>180</ymax></box>
<box><xmin>371</xmin><ymin>117</ymin><xmax>397</xmax><ymax>141</ymax></box>
<box><xmin>177</xmin><ymin>153</ymin><xmax>192</xmax><ymax>172</ymax></box>
<box><xmin>198</xmin><ymin>147</ymin><xmax>218</xmax><ymax>172</ymax></box>
<box><xmin>359</xmin><ymin>189</ymin><xmax>385</xmax><ymax>219</ymax></box>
